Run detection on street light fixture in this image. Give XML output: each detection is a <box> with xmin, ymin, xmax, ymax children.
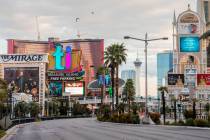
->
<box><xmin>124</xmin><ymin>33</ymin><xmax>168</xmax><ymax>122</ymax></box>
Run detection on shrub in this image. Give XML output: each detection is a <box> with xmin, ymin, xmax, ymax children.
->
<box><xmin>170</xmin><ymin>122</ymin><xmax>177</xmax><ymax>125</ymax></box>
<box><xmin>185</xmin><ymin>118</ymin><xmax>194</xmax><ymax>126</ymax></box>
<box><xmin>183</xmin><ymin>110</ymin><xmax>193</xmax><ymax>119</ymax></box>
<box><xmin>110</xmin><ymin>113</ymin><xmax>119</xmax><ymax>123</ymax></box>
<box><xmin>194</xmin><ymin>119</ymin><xmax>209</xmax><ymax>127</ymax></box>
<box><xmin>124</xmin><ymin>113</ymin><xmax>132</xmax><ymax>123</ymax></box>
<box><xmin>131</xmin><ymin>114</ymin><xmax>140</xmax><ymax>124</ymax></box>
<box><xmin>208</xmin><ymin>114</ymin><xmax>210</xmax><ymax>123</ymax></box>
<box><xmin>131</xmin><ymin>103</ymin><xmax>139</xmax><ymax>115</ymax></box>
<box><xmin>0</xmin><ymin>130</ymin><xmax>5</xmax><ymax>138</ymax></box>
<box><xmin>118</xmin><ymin>114</ymin><xmax>127</xmax><ymax>123</ymax></box>
<box><xmin>149</xmin><ymin>112</ymin><xmax>160</xmax><ymax>124</ymax></box>
<box><xmin>177</xmin><ymin>120</ymin><xmax>185</xmax><ymax>126</ymax></box>
<box><xmin>165</xmin><ymin>121</ymin><xmax>170</xmax><ymax>125</ymax></box>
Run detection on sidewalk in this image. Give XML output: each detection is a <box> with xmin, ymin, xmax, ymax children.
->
<box><xmin>0</xmin><ymin>124</ymin><xmax>26</xmax><ymax>140</ymax></box>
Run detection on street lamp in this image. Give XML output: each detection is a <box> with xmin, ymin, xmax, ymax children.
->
<box><xmin>199</xmin><ymin>99</ymin><xmax>202</xmax><ymax>118</ymax></box>
<box><xmin>124</xmin><ymin>33</ymin><xmax>168</xmax><ymax>122</ymax></box>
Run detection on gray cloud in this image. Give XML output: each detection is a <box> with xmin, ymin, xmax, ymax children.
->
<box><xmin>0</xmin><ymin>0</ymin><xmax>197</xmax><ymax>95</ymax></box>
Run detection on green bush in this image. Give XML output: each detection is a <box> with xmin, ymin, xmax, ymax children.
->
<box><xmin>185</xmin><ymin>118</ymin><xmax>194</xmax><ymax>126</ymax></box>
<box><xmin>110</xmin><ymin>113</ymin><xmax>119</xmax><ymax>123</ymax></box>
<box><xmin>208</xmin><ymin>114</ymin><xmax>210</xmax><ymax>123</ymax></box>
<box><xmin>178</xmin><ymin>120</ymin><xmax>185</xmax><ymax>126</ymax></box>
<box><xmin>0</xmin><ymin>130</ymin><xmax>5</xmax><ymax>138</ymax></box>
<box><xmin>149</xmin><ymin>112</ymin><xmax>160</xmax><ymax>124</ymax></box>
<box><xmin>131</xmin><ymin>114</ymin><xmax>140</xmax><ymax>124</ymax></box>
<box><xmin>183</xmin><ymin>110</ymin><xmax>193</xmax><ymax>119</ymax></box>
<box><xmin>165</xmin><ymin>121</ymin><xmax>170</xmax><ymax>125</ymax></box>
<box><xmin>170</xmin><ymin>122</ymin><xmax>177</xmax><ymax>125</ymax></box>
<box><xmin>194</xmin><ymin>119</ymin><xmax>209</xmax><ymax>127</ymax></box>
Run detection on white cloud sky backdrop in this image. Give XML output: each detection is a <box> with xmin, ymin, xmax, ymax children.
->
<box><xmin>0</xmin><ymin>0</ymin><xmax>197</xmax><ymax>96</ymax></box>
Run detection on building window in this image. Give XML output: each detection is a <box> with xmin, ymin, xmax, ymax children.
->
<box><xmin>207</xmin><ymin>43</ymin><xmax>210</xmax><ymax>67</ymax></box>
<box><xmin>204</xmin><ymin>1</ymin><xmax>209</xmax><ymax>23</ymax></box>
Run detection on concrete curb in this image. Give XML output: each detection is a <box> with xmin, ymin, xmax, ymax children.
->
<box><xmin>0</xmin><ymin>124</ymin><xmax>27</xmax><ymax>140</ymax></box>
<box><xmin>95</xmin><ymin>119</ymin><xmax>142</xmax><ymax>127</ymax></box>
<box><xmin>151</xmin><ymin>125</ymin><xmax>210</xmax><ymax>130</ymax></box>
<box><xmin>96</xmin><ymin>120</ymin><xmax>210</xmax><ymax>130</ymax></box>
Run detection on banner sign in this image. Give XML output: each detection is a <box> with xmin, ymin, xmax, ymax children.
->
<box><xmin>0</xmin><ymin>54</ymin><xmax>48</xmax><ymax>63</ymax></box>
<box><xmin>178</xmin><ymin>23</ymin><xmax>200</xmax><ymax>34</ymax></box>
<box><xmin>197</xmin><ymin>74</ymin><xmax>210</xmax><ymax>86</ymax></box>
<box><xmin>64</xmin><ymin>82</ymin><xmax>84</xmax><ymax>96</ymax></box>
<box><xmin>47</xmin><ymin>71</ymin><xmax>85</xmax><ymax>81</ymax></box>
<box><xmin>168</xmin><ymin>74</ymin><xmax>184</xmax><ymax>86</ymax></box>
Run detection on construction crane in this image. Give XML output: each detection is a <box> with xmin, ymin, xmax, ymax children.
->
<box><xmin>36</xmin><ymin>16</ymin><xmax>41</xmax><ymax>41</ymax></box>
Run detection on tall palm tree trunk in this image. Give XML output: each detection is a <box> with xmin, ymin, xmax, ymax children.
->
<box><xmin>115</xmin><ymin>65</ymin><xmax>119</xmax><ymax>108</ymax></box>
<box><xmin>128</xmin><ymin>99</ymin><xmax>130</xmax><ymax>113</ymax></box>
<box><xmin>111</xmin><ymin>67</ymin><xmax>115</xmax><ymax>112</ymax></box>
<box><xmin>161</xmin><ymin>91</ymin><xmax>166</xmax><ymax>125</ymax></box>
<box><xmin>174</xmin><ymin>100</ymin><xmax>177</xmax><ymax>123</ymax></box>
<box><xmin>193</xmin><ymin>100</ymin><xmax>196</xmax><ymax>119</ymax></box>
<box><xmin>101</xmin><ymin>85</ymin><xmax>104</xmax><ymax>104</ymax></box>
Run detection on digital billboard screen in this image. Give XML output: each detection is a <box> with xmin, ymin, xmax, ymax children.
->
<box><xmin>4</xmin><ymin>67</ymin><xmax>39</xmax><ymax>102</ymax></box>
<box><xmin>197</xmin><ymin>74</ymin><xmax>210</xmax><ymax>86</ymax></box>
<box><xmin>168</xmin><ymin>74</ymin><xmax>184</xmax><ymax>86</ymax></box>
<box><xmin>64</xmin><ymin>82</ymin><xmax>84</xmax><ymax>96</ymax></box>
<box><xmin>49</xmin><ymin>82</ymin><xmax>62</xmax><ymax>96</ymax></box>
<box><xmin>180</xmin><ymin>37</ymin><xmax>200</xmax><ymax>52</ymax></box>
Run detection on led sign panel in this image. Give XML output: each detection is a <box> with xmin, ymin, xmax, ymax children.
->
<box><xmin>180</xmin><ymin>37</ymin><xmax>200</xmax><ymax>52</ymax></box>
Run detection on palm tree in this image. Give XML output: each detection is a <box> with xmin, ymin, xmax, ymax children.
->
<box><xmin>171</xmin><ymin>96</ymin><xmax>177</xmax><ymax>123</ymax></box>
<box><xmin>0</xmin><ymin>79</ymin><xmax>8</xmax><ymax>119</ymax></box>
<box><xmin>104</xmin><ymin>43</ymin><xmax>127</xmax><ymax>110</ymax></box>
<box><xmin>192</xmin><ymin>98</ymin><xmax>196</xmax><ymax>119</ymax></box>
<box><xmin>158</xmin><ymin>86</ymin><xmax>168</xmax><ymax>125</ymax></box>
<box><xmin>123</xmin><ymin>79</ymin><xmax>135</xmax><ymax>113</ymax></box>
<box><xmin>0</xmin><ymin>79</ymin><xmax>8</xmax><ymax>103</ymax></box>
<box><xmin>96</xmin><ymin>66</ymin><xmax>109</xmax><ymax>104</ymax></box>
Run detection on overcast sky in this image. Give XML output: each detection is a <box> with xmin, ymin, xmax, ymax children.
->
<box><xmin>0</xmin><ymin>0</ymin><xmax>197</xmax><ymax>96</ymax></box>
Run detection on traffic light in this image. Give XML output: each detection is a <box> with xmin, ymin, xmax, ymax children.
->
<box><xmin>108</xmin><ymin>87</ymin><xmax>112</xmax><ymax>97</ymax></box>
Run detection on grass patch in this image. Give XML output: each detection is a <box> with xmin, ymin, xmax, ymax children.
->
<box><xmin>0</xmin><ymin>129</ymin><xmax>6</xmax><ymax>138</ymax></box>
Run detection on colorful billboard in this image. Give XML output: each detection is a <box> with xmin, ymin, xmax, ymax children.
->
<box><xmin>64</xmin><ymin>82</ymin><xmax>84</xmax><ymax>96</ymax></box>
<box><xmin>49</xmin><ymin>82</ymin><xmax>62</xmax><ymax>96</ymax></box>
<box><xmin>48</xmin><ymin>43</ymin><xmax>82</xmax><ymax>72</ymax></box>
<box><xmin>180</xmin><ymin>37</ymin><xmax>200</xmax><ymax>52</ymax></box>
<box><xmin>197</xmin><ymin>74</ymin><xmax>210</xmax><ymax>86</ymax></box>
<box><xmin>4</xmin><ymin>67</ymin><xmax>39</xmax><ymax>102</ymax></box>
<box><xmin>168</xmin><ymin>74</ymin><xmax>184</xmax><ymax>86</ymax></box>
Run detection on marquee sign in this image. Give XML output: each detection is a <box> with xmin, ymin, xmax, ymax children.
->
<box><xmin>47</xmin><ymin>71</ymin><xmax>85</xmax><ymax>81</ymax></box>
<box><xmin>0</xmin><ymin>54</ymin><xmax>48</xmax><ymax>63</ymax></box>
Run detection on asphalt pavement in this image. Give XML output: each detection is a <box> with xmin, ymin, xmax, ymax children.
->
<box><xmin>3</xmin><ymin>118</ymin><xmax>210</xmax><ymax>140</ymax></box>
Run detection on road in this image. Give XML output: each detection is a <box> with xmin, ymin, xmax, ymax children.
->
<box><xmin>5</xmin><ymin>118</ymin><xmax>210</xmax><ymax>140</ymax></box>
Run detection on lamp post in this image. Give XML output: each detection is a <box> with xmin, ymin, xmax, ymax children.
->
<box><xmin>124</xmin><ymin>34</ymin><xmax>168</xmax><ymax>120</ymax></box>
<box><xmin>199</xmin><ymin>99</ymin><xmax>202</xmax><ymax>118</ymax></box>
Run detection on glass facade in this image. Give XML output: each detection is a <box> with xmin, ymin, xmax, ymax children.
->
<box><xmin>121</xmin><ymin>70</ymin><xmax>136</xmax><ymax>83</ymax></box>
<box><xmin>204</xmin><ymin>1</ymin><xmax>209</xmax><ymax>23</ymax></box>
<box><xmin>157</xmin><ymin>51</ymin><xmax>173</xmax><ymax>96</ymax></box>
